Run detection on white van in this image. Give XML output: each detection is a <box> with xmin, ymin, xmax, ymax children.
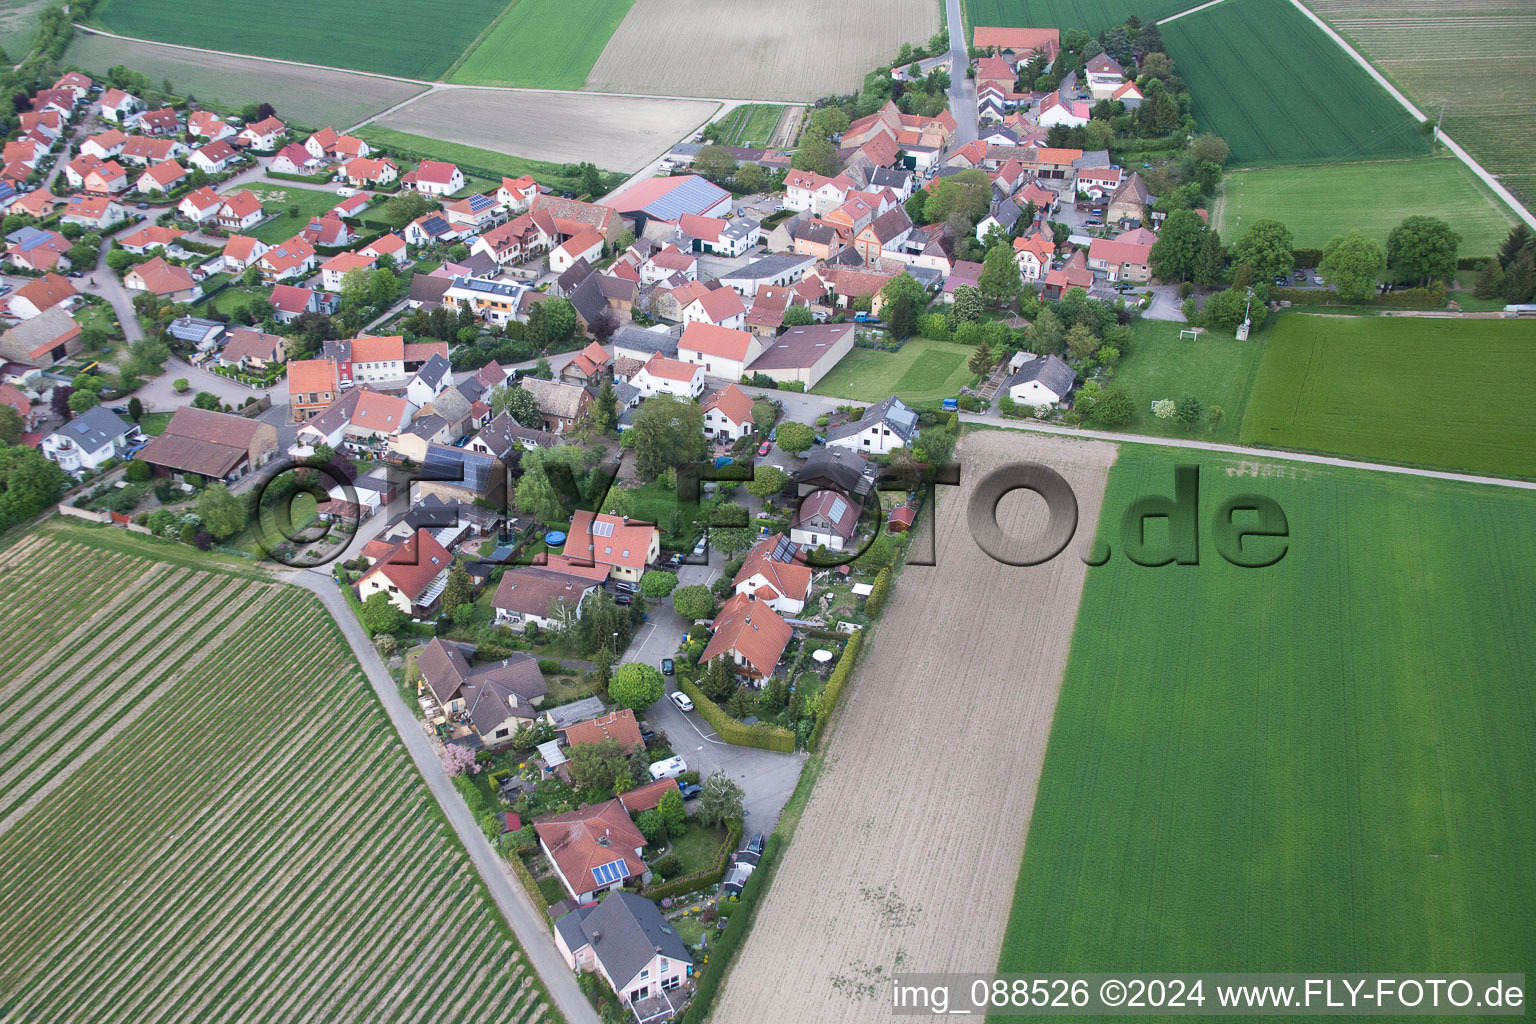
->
<box><xmin>649</xmin><ymin>756</ymin><xmax>688</xmax><ymax>781</ymax></box>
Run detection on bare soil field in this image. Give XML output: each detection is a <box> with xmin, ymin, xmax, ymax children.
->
<box><xmin>375</xmin><ymin>88</ymin><xmax>720</xmax><ymax>172</ymax></box>
<box><xmin>583</xmin><ymin>0</ymin><xmax>940</xmax><ymax>100</ymax></box>
<box><xmin>712</xmin><ymin>431</ymin><xmax>1117</xmax><ymax>1023</ymax></box>
<box><xmin>65</xmin><ymin>31</ymin><xmax>426</xmax><ymax>129</ymax></box>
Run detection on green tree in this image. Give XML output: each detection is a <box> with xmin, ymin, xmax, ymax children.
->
<box><xmin>1189</xmin><ymin>134</ymin><xmax>1230</xmax><ymax>167</ymax></box>
<box><xmin>360</xmin><ymin>591</ymin><xmax>406</xmax><ymax>634</ymax></box>
<box><xmin>440</xmin><ymin>561</ymin><xmax>473</xmax><ymax>617</ymax></box>
<box><xmin>1065</xmin><ymin>324</ymin><xmax>1100</xmax><ymax>362</ymax></box>
<box><xmin>191</xmin><ymin>391</ymin><xmax>221</xmax><ymax>410</ymax></box>
<box><xmin>672</xmin><ymin>584</ymin><xmax>716</xmax><ymax>621</ymax></box>
<box><xmin>699</xmin><ymin>654</ymin><xmax>736</xmax><ymax>701</ymax></box>
<box><xmin>751</xmin><ymin>398</ymin><xmax>777</xmax><ymax>435</ymax></box>
<box><xmin>127</xmin><ymin>396</ymin><xmax>143</xmax><ymax>422</ymax></box>
<box><xmin>105</xmin><ymin>248</ymin><xmax>134</xmax><ymax>272</ymax></box>
<box><xmin>592</xmin><ymin>377</ymin><xmax>619</xmax><ymax>434</ymax></box>
<box><xmin>492</xmin><ymin>384</ymin><xmax>542</xmax><ymax>428</ymax></box>
<box><xmin>1175</xmin><ymin>394</ymin><xmax>1203</xmax><ymax>427</ymax></box>
<box><xmin>1232</xmin><ymin>219</ymin><xmax>1294</xmax><ymax>282</ymax></box>
<box><xmin>635</xmin><ymin>809</ymin><xmax>666</xmax><ymax>845</ymax></box>
<box><xmin>879</xmin><ymin>271</ymin><xmax>927</xmax><ymax>313</ymax></box>
<box><xmin>745</xmin><ymin>465</ymin><xmax>788</xmax><ymax>498</ymax></box>
<box><xmin>1206</xmin><ymin>404</ymin><xmax>1226</xmax><ymax>432</ymax></box>
<box><xmin>949</xmin><ymin>285</ymin><xmax>985</xmax><ymax>325</ymax></box>
<box><xmin>696</xmin><ymin>770</ymin><xmax>744</xmax><ymax>827</ymax></box>
<box><xmin>1027</xmin><ymin>306</ymin><xmax>1065</xmax><ymax>356</ymax></box>
<box><xmin>656</xmin><ymin>788</ymin><xmax>686</xmax><ymax>839</ymax></box>
<box><xmin>382</xmin><ymin>190</ymin><xmax>438</xmax><ymax>229</ymax></box>
<box><xmin>1386</xmin><ymin>215</ymin><xmax>1460</xmax><ymax>284</ymax></box>
<box><xmin>1200</xmin><ymin>287</ymin><xmax>1249</xmax><ymax>331</ymax></box>
<box><xmin>640</xmin><ymin>570</ymin><xmax>679</xmax><ymax>597</ymax></box>
<box><xmin>774</xmin><ymin>420</ymin><xmax>815</xmax><ymax>454</ymax></box>
<box><xmin>1497</xmin><ymin>224</ymin><xmax>1532</xmax><ymax>269</ymax></box>
<box><xmin>1319</xmin><ymin>229</ymin><xmax>1385</xmax><ymax>301</ymax></box>
<box><xmin>609</xmin><ymin>662</ymin><xmax>664</xmax><ymax>712</ymax></box>
<box><xmin>67</xmin><ymin>389</ymin><xmax>99</xmax><ymax>414</ymax></box>
<box><xmin>197</xmin><ymin>483</ymin><xmax>247</xmax><ymax>539</ymax></box>
<box><xmin>515</xmin><ymin>444</ymin><xmax>587</xmax><ymax>522</ymax></box>
<box><xmin>1091</xmin><ymin>384</ymin><xmax>1134</xmax><ymax>427</ymax></box>
<box><xmin>0</xmin><ymin>404</ymin><xmax>22</xmax><ymax>445</ymax></box>
<box><xmin>1472</xmin><ymin>259</ymin><xmax>1505</xmax><ymax>299</ymax></box>
<box><xmin>735</xmin><ymin>163</ymin><xmax>767</xmax><ymax>193</ymax></box>
<box><xmin>580</xmin><ymin>162</ymin><xmax>604</xmax><ymax>197</ymax></box>
<box><xmin>368</xmin><ymin>267</ymin><xmax>403</xmax><ymax>306</ymax></box>
<box><xmin>630</xmin><ymin>394</ymin><xmax>706</xmax><ymax>482</ymax></box>
<box><xmin>791</xmin><ymin>135</ymin><xmax>839</xmax><ymax>177</ymax></box>
<box><xmin>1193</xmin><ymin>228</ymin><xmax>1227</xmax><ymax>288</ymax></box>
<box><xmin>568</xmin><ymin>737</ymin><xmax>627</xmax><ymax>792</ymax></box>
<box><xmin>693</xmin><ymin>145</ymin><xmax>739</xmax><ymax>182</ymax></box>
<box><xmin>977</xmin><ymin>240</ymin><xmax>1023</xmax><ymax>304</ymax></box>
<box><xmin>781</xmin><ymin>304</ymin><xmax>814</xmax><ymax>327</ymax></box>
<box><xmin>528</xmin><ymin>301</ymin><xmax>577</xmax><ymax>350</ymax></box>
<box><xmin>967</xmin><ymin>341</ymin><xmax>994</xmax><ymax>375</ymax></box>
<box><xmin>1149</xmin><ymin>208</ymin><xmax>1206</xmax><ymax>282</ymax></box>
<box><xmin>886</xmin><ymin>292</ymin><xmax>917</xmax><ymax>340</ymax></box>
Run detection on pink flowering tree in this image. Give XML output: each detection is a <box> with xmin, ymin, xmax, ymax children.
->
<box><xmin>442</xmin><ymin>743</ymin><xmax>480</xmax><ymax>776</ymax></box>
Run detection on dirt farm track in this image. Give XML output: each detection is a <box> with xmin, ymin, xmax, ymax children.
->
<box><xmin>584</xmin><ymin>0</ymin><xmax>941</xmax><ymax>100</ymax></box>
<box><xmin>713</xmin><ymin>431</ymin><xmax>1117</xmax><ymax>1022</ymax></box>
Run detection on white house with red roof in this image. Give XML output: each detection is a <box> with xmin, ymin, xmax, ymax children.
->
<box><xmin>680</xmin><ymin>287</ymin><xmax>746</xmax><ymax>330</ymax></box>
<box><xmin>733</xmin><ymin>533</ymin><xmax>813</xmax><ymax>615</ymax></box>
<box><xmin>562</xmin><ymin>510</ymin><xmax>660</xmax><ymax>584</ymax></box>
<box><xmin>784</xmin><ymin>169</ymin><xmax>857</xmax><ymax>215</ymax></box>
<box><xmin>98</xmin><ymin>88</ymin><xmax>142</xmax><ymax>124</ymax></box>
<box><xmin>136</xmin><ymin>107</ymin><xmax>180</xmax><ymax>136</ymax></box>
<box><xmin>80</xmin><ymin>129</ymin><xmax>125</xmax><ymax>161</ymax></box>
<box><xmin>343</xmin><ymin>157</ymin><xmax>398</xmax><ymax>186</ymax></box>
<box><xmin>135</xmin><ymin>160</ymin><xmax>186</xmax><ymax>195</ymax></box>
<box><xmin>631</xmin><ymin>352</ymin><xmax>704</xmax><ymax>399</ymax></box>
<box><xmin>189</xmin><ymin>140</ymin><xmax>239</xmax><ymax>175</ymax></box>
<box><xmin>402</xmin><ymin>159</ymin><xmax>464</xmax><ymax>196</ymax></box>
<box><xmin>550</xmin><ymin>229</ymin><xmax>604</xmax><ymax>273</ymax></box>
<box><xmin>678</xmin><ymin>320</ymin><xmax>760</xmax><ymax>380</ymax></box>
<box><xmin>1074</xmin><ymin>165</ymin><xmax>1123</xmax><ymax>200</ymax></box>
<box><xmin>1013</xmin><ymin>229</ymin><xmax>1055</xmax><ymax>282</ymax></box>
<box><xmin>1038</xmin><ymin>92</ymin><xmax>1090</xmax><ymax>128</ymax></box>
<box><xmin>357</xmin><ymin>528</ymin><xmax>453</xmax><ymax>616</ymax></box>
<box><xmin>1087</xmin><ymin>231</ymin><xmax>1153</xmax><ymax>283</ymax></box>
<box><xmin>319</xmin><ymin>251</ymin><xmax>376</xmax><ymax>291</ymax></box>
<box><xmin>699</xmin><ymin>592</ymin><xmax>792</xmax><ymax>683</ymax></box>
<box><xmin>497</xmin><ymin>175</ymin><xmax>538</xmax><ymax>212</ymax></box>
<box><xmin>216</xmin><ymin>191</ymin><xmax>265</xmax><ymax>232</ymax></box>
<box><xmin>535</xmin><ymin>801</ymin><xmax>650</xmax><ymax>903</ymax></box>
<box><xmin>178</xmin><ymin>186</ymin><xmax>225</xmax><ymax>223</ymax></box>
<box><xmin>238</xmin><ymin>116</ymin><xmax>287</xmax><ymax>150</ymax></box>
<box><xmin>271</xmin><ymin>143</ymin><xmax>321</xmax><ymax>176</ymax></box>
<box><xmin>187</xmin><ymin>110</ymin><xmax>234</xmax><ymax>141</ymax></box>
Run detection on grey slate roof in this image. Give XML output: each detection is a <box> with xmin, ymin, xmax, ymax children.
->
<box><xmin>869</xmin><ymin>167</ymin><xmax>912</xmax><ymax>192</ymax></box>
<box><xmin>412</xmin><ymin>352</ymin><xmax>452</xmax><ymax>392</ymax></box>
<box><xmin>794</xmin><ymin>446</ymin><xmax>876</xmax><ymax>496</ymax></box>
<box><xmin>54</xmin><ymin>405</ymin><xmax>133</xmax><ymax>454</ymax></box>
<box><xmin>408</xmin><ymin>274</ymin><xmax>451</xmax><ymax>306</ymax></box>
<box><xmin>722</xmin><ymin>253</ymin><xmax>814</xmax><ymax>283</ymax></box>
<box><xmin>611</xmin><ymin>325</ymin><xmax>678</xmax><ymax>359</ymax></box>
<box><xmin>1005</xmin><ymin>354</ymin><xmax>1076</xmax><ymax>399</ymax></box>
<box><xmin>404</xmin><ymin>411</ymin><xmax>447</xmax><ymax>439</ymax></box>
<box><xmin>555</xmin><ymin>890</ymin><xmax>691</xmax><ymax>989</ymax></box>
<box><xmin>166</xmin><ymin>316</ymin><xmax>225</xmax><ymax>345</ymax></box>
<box><xmin>826</xmin><ymin>395</ymin><xmax>918</xmax><ymax>444</ymax></box>
<box><xmin>474</xmin><ymin>411</ymin><xmax>558</xmax><ymax>457</ymax></box>
<box><xmin>422</xmin><ymin>443</ymin><xmax>500</xmax><ymax>493</ymax></box>
<box><xmin>543</xmin><ymin>695</ymin><xmax>607</xmax><ymax>730</ymax></box>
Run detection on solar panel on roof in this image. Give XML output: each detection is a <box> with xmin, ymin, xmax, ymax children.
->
<box><xmin>467</xmin><ymin>194</ymin><xmax>494</xmax><ymax>212</ymax></box>
<box><xmin>829</xmin><ymin>497</ymin><xmax>848</xmax><ymax>521</ymax></box>
<box><xmin>771</xmin><ymin>535</ymin><xmax>799</xmax><ymax>562</ymax></box>
<box><xmin>591</xmin><ymin>859</ymin><xmax>627</xmax><ymax>886</ymax></box>
<box><xmin>592</xmin><ymin>521</ymin><xmax>614</xmax><ymax>537</ymax></box>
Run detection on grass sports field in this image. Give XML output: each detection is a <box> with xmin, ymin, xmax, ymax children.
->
<box><xmin>0</xmin><ymin>524</ymin><xmax>556</xmax><ymax>1024</ymax></box>
<box><xmin>1104</xmin><ymin>317</ymin><xmax>1269</xmax><ymax>444</ymax></box>
<box><xmin>1302</xmin><ymin>0</ymin><xmax>1536</xmax><ymax>208</ymax></box>
<box><xmin>448</xmin><ymin>0</ymin><xmax>635</xmax><ymax>89</ymax></box>
<box><xmin>1215</xmin><ymin>157</ymin><xmax>1519</xmax><ymax>256</ymax></box>
<box><xmin>997</xmin><ymin>447</ymin><xmax>1536</xmax><ymax>988</ymax></box>
<box><xmin>1163</xmin><ymin>0</ymin><xmax>1429</xmax><ymax>166</ymax></box>
<box><xmin>242</xmin><ymin>185</ymin><xmax>347</xmax><ymax>244</ymax></box>
<box><xmin>963</xmin><ymin>0</ymin><xmax>1189</xmax><ymax>34</ymax></box>
<box><xmin>712</xmin><ymin>104</ymin><xmax>786</xmax><ymax>148</ymax></box>
<box><xmin>811</xmin><ymin>336</ymin><xmax>975</xmax><ymax>408</ymax></box>
<box><xmin>354</xmin><ymin>127</ymin><xmax>624</xmax><ymax>196</ymax></box>
<box><xmin>92</xmin><ymin>0</ymin><xmax>506</xmax><ymax>79</ymax></box>
<box><xmin>1241</xmin><ymin>314</ymin><xmax>1536</xmax><ymax>478</ymax></box>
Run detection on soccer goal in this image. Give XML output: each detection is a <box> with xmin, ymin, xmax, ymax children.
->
<box><xmin>1179</xmin><ymin>327</ymin><xmax>1202</xmax><ymax>341</ymax></box>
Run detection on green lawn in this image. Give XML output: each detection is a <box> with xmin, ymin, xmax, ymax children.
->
<box><xmin>136</xmin><ymin>412</ymin><xmax>172</xmax><ymax>436</ymax></box>
<box><xmin>353</xmin><ymin>127</ymin><xmax>623</xmax><ymax>196</ymax></box>
<box><xmin>713</xmin><ymin>105</ymin><xmax>785</xmax><ymax>148</ymax></box>
<box><xmin>448</xmin><ymin>0</ymin><xmax>634</xmax><ymax>89</ymax></box>
<box><xmin>1241</xmin><ymin>313</ymin><xmax>1536</xmax><ymax>478</ymax></box>
<box><xmin>199</xmin><ymin>284</ymin><xmax>267</xmax><ymax>318</ymax></box>
<box><xmin>93</xmin><ymin>0</ymin><xmax>506</xmax><ymax>79</ymax></box>
<box><xmin>622</xmin><ymin>480</ymin><xmax>706</xmax><ymax>547</ymax></box>
<box><xmin>812</xmin><ymin>336</ymin><xmax>975</xmax><ymax>408</ymax></box>
<box><xmin>666</xmin><ymin>822</ymin><xmax>728</xmax><ymax>876</ymax></box>
<box><xmin>1215</xmin><ymin>157</ymin><xmax>1519</xmax><ymax>257</ymax></box>
<box><xmin>243</xmin><ymin>185</ymin><xmax>345</xmax><ymax>244</ymax></box>
<box><xmin>998</xmin><ymin>447</ymin><xmax>1536</xmax><ymax>986</ymax></box>
<box><xmin>1104</xmin><ymin>316</ymin><xmax>1270</xmax><ymax>443</ymax></box>
<box><xmin>963</xmin><ymin>0</ymin><xmax>1190</xmax><ymax>34</ymax></box>
<box><xmin>1164</xmin><ymin>0</ymin><xmax>1430</xmax><ymax>166</ymax></box>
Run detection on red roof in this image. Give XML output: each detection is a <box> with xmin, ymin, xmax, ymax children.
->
<box><xmin>534</xmin><ymin>799</ymin><xmax>647</xmax><ymax>894</ymax></box>
<box><xmin>702</xmin><ymin>383</ymin><xmax>754</xmax><ymax>426</ymax></box>
<box><xmin>359</xmin><ymin>528</ymin><xmax>451</xmax><ymax>602</ymax></box>
<box><xmin>680</xmin><ymin>320</ymin><xmax>754</xmax><ymax>361</ymax></box>
<box><xmin>563</xmin><ymin>708</ymin><xmax>644</xmax><ymax>754</ymax></box>
<box><xmin>699</xmin><ymin>593</ymin><xmax>792</xmax><ymax>679</ymax></box>
<box><xmin>562</xmin><ymin>510</ymin><xmax>658</xmax><ymax>571</ymax></box>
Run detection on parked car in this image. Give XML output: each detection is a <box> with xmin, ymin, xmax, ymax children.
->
<box><xmin>0</xmin><ymin>284</ymin><xmax>12</xmax><ymax>296</ymax></box>
<box><xmin>757</xmin><ymin>440</ymin><xmax>772</xmax><ymax>456</ymax></box>
<box><xmin>615</xmin><ymin>594</ymin><xmax>633</xmax><ymax>606</ymax></box>
<box><xmin>678</xmin><ymin>782</ymin><xmax>703</xmax><ymax>800</ymax></box>
<box><xmin>661</xmin><ymin>657</ymin><xmax>675</xmax><ymax>676</ymax></box>
<box><xmin>668</xmin><ymin>691</ymin><xmax>694</xmax><ymax>713</ymax></box>
<box><xmin>1115</xmin><ymin>282</ymin><xmax>1135</xmax><ymax>292</ymax></box>
<box><xmin>692</xmin><ymin>537</ymin><xmax>708</xmax><ymax>557</ymax></box>
<box><xmin>615</xmin><ymin>580</ymin><xmax>640</xmax><ymax>594</ymax></box>
<box><xmin>135</xmin><ymin>202</ymin><xmax>149</xmax><ymax>210</ymax></box>
<box><xmin>336</xmin><ymin>186</ymin><xmax>356</xmax><ymax>197</ymax></box>
<box><xmin>1313</xmin><ymin>274</ymin><xmax>1325</xmax><ymax>285</ymax></box>
<box><xmin>813</xmin><ymin>434</ymin><xmax>826</xmax><ymax>445</ymax></box>
<box><xmin>768</xmin><ymin>426</ymin><xmax>777</xmax><ymax>441</ymax></box>
<box><xmin>738</xmin><ymin>833</ymin><xmax>766</xmax><ymax>865</ymax></box>
<box><xmin>649</xmin><ymin>754</ymin><xmax>688</xmax><ymax>779</ymax></box>
<box><xmin>67</xmin><ymin>271</ymin><xmax>84</xmax><ymax>279</ymax></box>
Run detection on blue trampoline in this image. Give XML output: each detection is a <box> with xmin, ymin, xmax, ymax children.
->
<box><xmin>545</xmin><ymin>531</ymin><xmax>567</xmax><ymax>546</ymax></box>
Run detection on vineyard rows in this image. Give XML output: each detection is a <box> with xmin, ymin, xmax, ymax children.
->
<box><xmin>0</xmin><ymin>535</ymin><xmax>556</xmax><ymax>1024</ymax></box>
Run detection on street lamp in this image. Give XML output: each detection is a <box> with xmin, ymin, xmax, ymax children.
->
<box><xmin>612</xmin><ymin>631</ymin><xmax>619</xmax><ymax>654</ymax></box>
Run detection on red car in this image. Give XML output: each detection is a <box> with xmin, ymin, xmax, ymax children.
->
<box><xmin>758</xmin><ymin>440</ymin><xmax>772</xmax><ymax>456</ymax></box>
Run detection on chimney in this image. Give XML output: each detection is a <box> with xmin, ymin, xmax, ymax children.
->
<box><xmin>592</xmin><ymin>930</ymin><xmax>602</xmax><ymax>943</ymax></box>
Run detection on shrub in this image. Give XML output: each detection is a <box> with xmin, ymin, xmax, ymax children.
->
<box><xmin>864</xmin><ymin>568</ymin><xmax>891</xmax><ymax>617</ymax></box>
<box><xmin>652</xmin><ymin>853</ymin><xmax>681</xmax><ymax>879</ymax></box>
<box><xmin>809</xmin><ymin>629</ymin><xmax>864</xmax><ymax>750</ymax></box>
<box><xmin>675</xmin><ymin>678</ymin><xmax>795</xmax><ymax>752</ymax></box>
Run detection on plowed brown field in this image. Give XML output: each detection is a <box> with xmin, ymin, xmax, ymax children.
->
<box><xmin>713</xmin><ymin>430</ymin><xmax>1117</xmax><ymax>1023</ymax></box>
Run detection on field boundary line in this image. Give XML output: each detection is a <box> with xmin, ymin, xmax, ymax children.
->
<box><xmin>961</xmin><ymin>415</ymin><xmax>1536</xmax><ymax>492</ymax></box>
<box><xmin>443</xmin><ymin>0</ymin><xmax>523</xmax><ymax>81</ymax></box>
<box><xmin>1157</xmin><ymin>0</ymin><xmax>1234</xmax><ymax>25</ymax></box>
<box><xmin>1286</xmin><ymin>0</ymin><xmax>1536</xmax><ymax>229</ymax></box>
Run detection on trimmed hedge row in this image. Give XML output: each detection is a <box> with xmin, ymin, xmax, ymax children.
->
<box><xmin>676</xmin><ymin>677</ymin><xmax>795</xmax><ymax>752</ymax></box>
<box><xmin>809</xmin><ymin>629</ymin><xmax>864</xmax><ymax>751</ymax></box>
<box><xmin>510</xmin><ymin>853</ymin><xmax>552</xmax><ymax>927</ymax></box>
<box><xmin>677</xmin><ymin>832</ymin><xmax>784</xmax><ymax>1024</ymax></box>
<box><xmin>1271</xmin><ymin>282</ymin><xmax>1447</xmax><ymax>308</ymax></box>
<box><xmin>864</xmin><ymin>568</ymin><xmax>891</xmax><ymax>618</ymax></box>
<box><xmin>642</xmin><ymin>821</ymin><xmax>743</xmax><ymax>902</ymax></box>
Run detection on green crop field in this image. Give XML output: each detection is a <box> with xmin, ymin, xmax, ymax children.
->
<box><xmin>812</xmin><ymin>336</ymin><xmax>975</xmax><ymax>408</ymax></box>
<box><xmin>92</xmin><ymin>0</ymin><xmax>507</xmax><ymax>79</ymax></box>
<box><xmin>998</xmin><ymin>447</ymin><xmax>1536</xmax><ymax>987</ymax></box>
<box><xmin>1302</xmin><ymin>0</ymin><xmax>1536</xmax><ymax>209</ymax></box>
<box><xmin>1163</xmin><ymin>0</ymin><xmax>1429</xmax><ymax>166</ymax></box>
<box><xmin>1215</xmin><ymin>157</ymin><xmax>1519</xmax><ymax>256</ymax></box>
<box><xmin>712</xmin><ymin>104</ymin><xmax>785</xmax><ymax>148</ymax></box>
<box><xmin>242</xmin><ymin>184</ymin><xmax>350</xmax><ymax>244</ymax></box>
<box><xmin>353</xmin><ymin>127</ymin><xmax>624</xmax><ymax>197</ymax></box>
<box><xmin>963</xmin><ymin>0</ymin><xmax>1190</xmax><ymax>34</ymax></box>
<box><xmin>0</xmin><ymin>525</ymin><xmax>557</xmax><ymax>1024</ymax></box>
<box><xmin>1241</xmin><ymin>314</ymin><xmax>1536</xmax><ymax>478</ymax></box>
<box><xmin>448</xmin><ymin>0</ymin><xmax>635</xmax><ymax>89</ymax></box>
<box><xmin>1101</xmin><ymin>317</ymin><xmax>1270</xmax><ymax>443</ymax></box>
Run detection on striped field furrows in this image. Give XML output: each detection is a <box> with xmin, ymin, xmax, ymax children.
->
<box><xmin>0</xmin><ymin>537</ymin><xmax>558</xmax><ymax>1024</ymax></box>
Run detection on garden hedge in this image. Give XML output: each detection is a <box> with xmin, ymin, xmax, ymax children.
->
<box><xmin>809</xmin><ymin>629</ymin><xmax>864</xmax><ymax>751</ymax></box>
<box><xmin>677</xmin><ymin>832</ymin><xmax>783</xmax><ymax>1024</ymax></box>
<box><xmin>676</xmin><ymin>678</ymin><xmax>794</xmax><ymax>753</ymax></box>
<box><xmin>509</xmin><ymin>853</ymin><xmax>552</xmax><ymax>928</ymax></box>
<box><xmin>641</xmin><ymin>821</ymin><xmax>742</xmax><ymax>902</ymax></box>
